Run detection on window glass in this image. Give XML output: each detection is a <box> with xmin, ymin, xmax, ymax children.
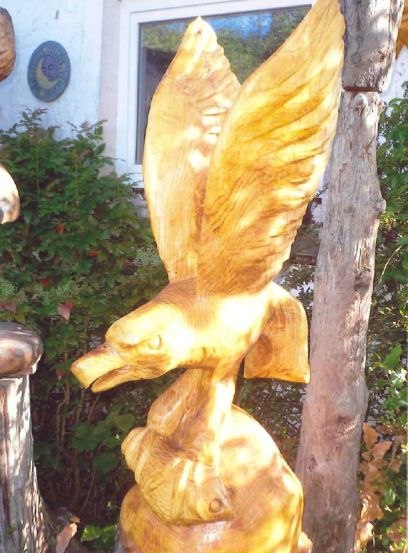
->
<box><xmin>136</xmin><ymin>6</ymin><xmax>309</xmax><ymax>163</ymax></box>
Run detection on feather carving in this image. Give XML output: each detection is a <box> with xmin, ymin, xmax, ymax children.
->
<box><xmin>72</xmin><ymin>0</ymin><xmax>345</xmax><ymax>530</ymax></box>
<box><xmin>143</xmin><ymin>18</ymin><xmax>240</xmax><ymax>281</ymax></box>
<box><xmin>197</xmin><ymin>0</ymin><xmax>344</xmax><ymax>293</ymax></box>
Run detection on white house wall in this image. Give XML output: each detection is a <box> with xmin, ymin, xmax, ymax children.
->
<box><xmin>0</xmin><ymin>0</ymin><xmax>104</xmax><ymax>136</ymax></box>
<box><xmin>382</xmin><ymin>46</ymin><xmax>408</xmax><ymax>103</ymax></box>
<box><xmin>0</xmin><ymin>0</ymin><xmax>405</xmax><ymax>179</ymax></box>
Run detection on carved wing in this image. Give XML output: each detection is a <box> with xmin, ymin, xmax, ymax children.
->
<box><xmin>197</xmin><ymin>0</ymin><xmax>344</xmax><ymax>295</ymax></box>
<box><xmin>143</xmin><ymin>18</ymin><xmax>240</xmax><ymax>281</ymax></box>
<box><xmin>397</xmin><ymin>0</ymin><xmax>407</xmax><ymax>53</ymax></box>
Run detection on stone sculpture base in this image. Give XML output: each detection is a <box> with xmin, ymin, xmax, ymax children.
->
<box><xmin>119</xmin><ymin>407</ymin><xmax>310</xmax><ymax>553</ymax></box>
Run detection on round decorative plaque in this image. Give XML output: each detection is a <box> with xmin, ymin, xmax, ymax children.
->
<box><xmin>27</xmin><ymin>41</ymin><xmax>70</xmax><ymax>102</ymax></box>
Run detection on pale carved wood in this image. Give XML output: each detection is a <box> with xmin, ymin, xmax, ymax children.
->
<box><xmin>0</xmin><ymin>14</ymin><xmax>47</xmax><ymax>551</ymax></box>
<box><xmin>0</xmin><ymin>9</ymin><xmax>18</xmax><ymax>224</ymax></box>
<box><xmin>0</xmin><ymin>8</ymin><xmax>15</xmax><ymax>82</ymax></box>
<box><xmin>119</xmin><ymin>407</ymin><xmax>310</xmax><ymax>553</ymax></box>
<box><xmin>197</xmin><ymin>0</ymin><xmax>344</xmax><ymax>295</ymax></box>
<box><xmin>72</xmin><ymin>0</ymin><xmax>344</xmax><ymax>550</ymax></box>
<box><xmin>0</xmin><ymin>322</ymin><xmax>42</xmax><ymax>376</ymax></box>
<box><xmin>397</xmin><ymin>0</ymin><xmax>408</xmax><ymax>52</ymax></box>
<box><xmin>143</xmin><ymin>18</ymin><xmax>240</xmax><ymax>281</ymax></box>
<box><xmin>0</xmin><ymin>165</ymin><xmax>19</xmax><ymax>224</ymax></box>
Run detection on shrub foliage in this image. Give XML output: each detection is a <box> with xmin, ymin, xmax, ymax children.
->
<box><xmin>0</xmin><ymin>110</ymin><xmax>167</xmax><ymax>548</ymax></box>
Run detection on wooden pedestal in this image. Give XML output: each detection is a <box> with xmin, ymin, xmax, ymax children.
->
<box><xmin>0</xmin><ymin>322</ymin><xmax>49</xmax><ymax>553</ymax></box>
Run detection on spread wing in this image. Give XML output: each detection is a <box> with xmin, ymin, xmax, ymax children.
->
<box><xmin>143</xmin><ymin>18</ymin><xmax>240</xmax><ymax>281</ymax></box>
<box><xmin>197</xmin><ymin>0</ymin><xmax>344</xmax><ymax>295</ymax></box>
<box><xmin>397</xmin><ymin>0</ymin><xmax>407</xmax><ymax>53</ymax></box>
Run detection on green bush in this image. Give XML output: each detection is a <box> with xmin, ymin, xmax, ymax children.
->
<box><xmin>0</xmin><ymin>109</ymin><xmax>167</xmax><ymax>546</ymax></box>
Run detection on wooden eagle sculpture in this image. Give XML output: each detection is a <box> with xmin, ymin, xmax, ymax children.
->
<box><xmin>72</xmin><ymin>0</ymin><xmax>344</xmax><ymax>550</ymax></box>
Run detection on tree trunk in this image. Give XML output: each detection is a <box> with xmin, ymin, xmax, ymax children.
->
<box><xmin>296</xmin><ymin>90</ymin><xmax>383</xmax><ymax>553</ymax></box>
<box><xmin>295</xmin><ymin>2</ymin><xmax>403</xmax><ymax>552</ymax></box>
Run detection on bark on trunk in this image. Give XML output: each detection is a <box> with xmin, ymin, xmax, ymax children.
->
<box><xmin>341</xmin><ymin>0</ymin><xmax>402</xmax><ymax>92</ymax></box>
<box><xmin>295</xmin><ymin>2</ymin><xmax>404</xmax><ymax>552</ymax></box>
<box><xmin>296</xmin><ymin>90</ymin><xmax>384</xmax><ymax>553</ymax></box>
<box><xmin>0</xmin><ymin>376</ymin><xmax>50</xmax><ymax>553</ymax></box>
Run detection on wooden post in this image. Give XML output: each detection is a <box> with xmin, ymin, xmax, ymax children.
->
<box><xmin>0</xmin><ymin>322</ymin><xmax>49</xmax><ymax>553</ymax></box>
<box><xmin>295</xmin><ymin>2</ymin><xmax>404</xmax><ymax>552</ymax></box>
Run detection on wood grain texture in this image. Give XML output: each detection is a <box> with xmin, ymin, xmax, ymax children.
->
<box><xmin>144</xmin><ymin>18</ymin><xmax>240</xmax><ymax>281</ymax></box>
<box><xmin>244</xmin><ymin>285</ymin><xmax>309</xmax><ymax>383</ymax></box>
<box><xmin>0</xmin><ymin>376</ymin><xmax>49</xmax><ymax>552</ymax></box>
<box><xmin>296</xmin><ymin>2</ymin><xmax>404</xmax><ymax>551</ymax></box>
<box><xmin>0</xmin><ymin>8</ymin><xmax>15</xmax><ymax>82</ymax></box>
<box><xmin>397</xmin><ymin>0</ymin><xmax>408</xmax><ymax>52</ymax></box>
<box><xmin>72</xmin><ymin>277</ymin><xmax>309</xmax><ymax>517</ymax></box>
<box><xmin>0</xmin><ymin>322</ymin><xmax>42</xmax><ymax>376</ymax></box>
<box><xmin>0</xmin><ymin>165</ymin><xmax>19</xmax><ymax>224</ymax></box>
<box><xmin>119</xmin><ymin>407</ymin><xmax>307</xmax><ymax>553</ymax></box>
<box><xmin>0</xmin><ymin>9</ymin><xmax>19</xmax><ymax>225</ymax></box>
<box><xmin>71</xmin><ymin>0</ymin><xmax>345</xmax><ymax>550</ymax></box>
<box><xmin>72</xmin><ymin>279</ymin><xmax>310</xmax><ymax>393</ymax></box>
<box><xmin>197</xmin><ymin>0</ymin><xmax>344</xmax><ymax>295</ymax></box>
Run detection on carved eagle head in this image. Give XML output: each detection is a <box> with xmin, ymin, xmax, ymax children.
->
<box><xmin>72</xmin><ymin>283</ymin><xmax>197</xmax><ymax>392</ymax></box>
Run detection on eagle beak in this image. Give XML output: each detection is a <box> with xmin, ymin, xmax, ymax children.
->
<box><xmin>71</xmin><ymin>343</ymin><xmax>125</xmax><ymax>389</ymax></box>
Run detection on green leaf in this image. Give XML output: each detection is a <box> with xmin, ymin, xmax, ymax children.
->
<box><xmin>397</xmin><ymin>235</ymin><xmax>408</xmax><ymax>246</ymax></box>
<box><xmin>402</xmin><ymin>252</ymin><xmax>408</xmax><ymax>271</ymax></box>
<box><xmin>93</xmin><ymin>452</ymin><xmax>119</xmax><ymax>474</ymax></box>
<box><xmin>81</xmin><ymin>525</ymin><xmax>102</xmax><ymax>542</ymax></box>
<box><xmin>71</xmin><ymin>422</ymin><xmax>102</xmax><ymax>452</ymax></box>
<box><xmin>383</xmin><ymin>270</ymin><xmax>408</xmax><ymax>284</ymax></box>
<box><xmin>115</xmin><ymin>413</ymin><xmax>136</xmax><ymax>434</ymax></box>
<box><xmin>382</xmin><ymin>486</ymin><xmax>397</xmax><ymax>507</ymax></box>
<box><xmin>102</xmin><ymin>434</ymin><xmax>120</xmax><ymax>449</ymax></box>
<box><xmin>379</xmin><ymin>345</ymin><xmax>402</xmax><ymax>370</ymax></box>
<box><xmin>81</xmin><ymin>524</ymin><xmax>117</xmax><ymax>548</ymax></box>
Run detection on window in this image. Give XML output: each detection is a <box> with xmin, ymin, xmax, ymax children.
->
<box><xmin>115</xmin><ymin>0</ymin><xmax>311</xmax><ymax>184</ymax></box>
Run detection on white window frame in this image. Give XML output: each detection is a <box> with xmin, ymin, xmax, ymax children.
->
<box><xmin>115</xmin><ymin>0</ymin><xmax>313</xmax><ymax>185</ymax></box>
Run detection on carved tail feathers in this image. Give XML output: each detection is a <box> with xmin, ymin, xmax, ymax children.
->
<box><xmin>244</xmin><ymin>283</ymin><xmax>310</xmax><ymax>383</ymax></box>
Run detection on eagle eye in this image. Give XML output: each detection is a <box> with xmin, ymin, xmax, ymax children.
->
<box><xmin>146</xmin><ymin>335</ymin><xmax>162</xmax><ymax>350</ymax></box>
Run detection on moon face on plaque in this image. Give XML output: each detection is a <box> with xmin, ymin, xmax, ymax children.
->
<box><xmin>27</xmin><ymin>41</ymin><xmax>70</xmax><ymax>102</ymax></box>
